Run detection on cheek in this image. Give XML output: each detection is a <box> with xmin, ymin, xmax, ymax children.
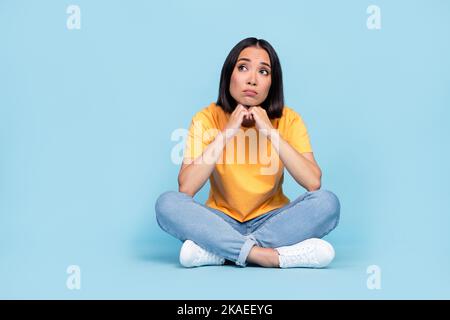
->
<box><xmin>230</xmin><ymin>74</ymin><xmax>236</xmax><ymax>87</ymax></box>
<box><xmin>230</xmin><ymin>73</ymin><xmax>242</xmax><ymax>92</ymax></box>
<box><xmin>262</xmin><ymin>79</ymin><xmax>272</xmax><ymax>95</ymax></box>
<box><xmin>231</xmin><ymin>72</ymin><xmax>241</xmax><ymax>84</ymax></box>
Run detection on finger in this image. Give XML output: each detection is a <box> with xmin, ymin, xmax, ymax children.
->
<box><xmin>235</xmin><ymin>107</ymin><xmax>244</xmax><ymax>115</ymax></box>
<box><xmin>251</xmin><ymin>111</ymin><xmax>260</xmax><ymax>122</ymax></box>
<box><xmin>238</xmin><ymin>109</ymin><xmax>248</xmax><ymax>120</ymax></box>
<box><xmin>250</xmin><ymin>106</ymin><xmax>259</xmax><ymax>113</ymax></box>
<box><xmin>239</xmin><ymin>107</ymin><xmax>249</xmax><ymax>114</ymax></box>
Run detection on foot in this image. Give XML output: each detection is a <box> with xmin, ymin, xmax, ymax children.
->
<box><xmin>275</xmin><ymin>238</ymin><xmax>335</xmax><ymax>268</ymax></box>
<box><xmin>179</xmin><ymin>240</ymin><xmax>225</xmax><ymax>268</ymax></box>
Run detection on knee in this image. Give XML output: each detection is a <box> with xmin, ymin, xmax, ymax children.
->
<box><xmin>310</xmin><ymin>189</ymin><xmax>341</xmax><ymax>227</ymax></box>
<box><xmin>154</xmin><ymin>191</ymin><xmax>185</xmax><ymax>227</ymax></box>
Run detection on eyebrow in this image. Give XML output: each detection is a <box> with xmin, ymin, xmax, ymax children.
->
<box><xmin>237</xmin><ymin>57</ymin><xmax>271</xmax><ymax>69</ymax></box>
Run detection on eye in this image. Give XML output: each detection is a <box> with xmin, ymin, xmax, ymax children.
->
<box><xmin>237</xmin><ymin>64</ymin><xmax>247</xmax><ymax>71</ymax></box>
<box><xmin>260</xmin><ymin>69</ymin><xmax>270</xmax><ymax>76</ymax></box>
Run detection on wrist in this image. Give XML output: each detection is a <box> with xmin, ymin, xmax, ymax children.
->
<box><xmin>221</xmin><ymin>128</ymin><xmax>237</xmax><ymax>141</ymax></box>
<box><xmin>265</xmin><ymin>128</ymin><xmax>279</xmax><ymax>140</ymax></box>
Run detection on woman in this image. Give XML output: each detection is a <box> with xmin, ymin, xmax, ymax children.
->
<box><xmin>155</xmin><ymin>37</ymin><xmax>340</xmax><ymax>268</ymax></box>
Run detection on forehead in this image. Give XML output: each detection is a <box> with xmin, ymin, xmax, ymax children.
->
<box><xmin>237</xmin><ymin>47</ymin><xmax>270</xmax><ymax>63</ymax></box>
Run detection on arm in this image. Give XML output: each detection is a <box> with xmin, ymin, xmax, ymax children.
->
<box><xmin>268</xmin><ymin>131</ymin><xmax>322</xmax><ymax>191</ymax></box>
<box><xmin>178</xmin><ymin>104</ymin><xmax>251</xmax><ymax>197</ymax></box>
<box><xmin>248</xmin><ymin>106</ymin><xmax>322</xmax><ymax>192</ymax></box>
<box><xmin>178</xmin><ymin>130</ymin><xmax>232</xmax><ymax>197</ymax></box>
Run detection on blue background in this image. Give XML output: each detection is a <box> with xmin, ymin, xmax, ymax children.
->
<box><xmin>1</xmin><ymin>0</ymin><xmax>449</xmax><ymax>299</ymax></box>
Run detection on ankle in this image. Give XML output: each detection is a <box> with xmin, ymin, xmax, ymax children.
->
<box><xmin>259</xmin><ymin>248</ymin><xmax>280</xmax><ymax>268</ymax></box>
<box><xmin>247</xmin><ymin>246</ymin><xmax>279</xmax><ymax>268</ymax></box>
<box><xmin>270</xmin><ymin>248</ymin><xmax>280</xmax><ymax>268</ymax></box>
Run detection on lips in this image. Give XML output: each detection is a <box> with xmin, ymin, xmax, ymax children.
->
<box><xmin>243</xmin><ymin>90</ymin><xmax>257</xmax><ymax>97</ymax></box>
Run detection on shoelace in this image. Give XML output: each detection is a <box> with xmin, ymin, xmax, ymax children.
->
<box><xmin>282</xmin><ymin>244</ymin><xmax>319</xmax><ymax>265</ymax></box>
<box><xmin>193</xmin><ymin>248</ymin><xmax>222</xmax><ymax>264</ymax></box>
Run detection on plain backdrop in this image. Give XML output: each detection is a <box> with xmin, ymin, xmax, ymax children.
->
<box><xmin>1</xmin><ymin>0</ymin><xmax>449</xmax><ymax>298</ymax></box>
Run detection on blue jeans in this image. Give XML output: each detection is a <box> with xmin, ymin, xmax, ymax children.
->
<box><xmin>155</xmin><ymin>189</ymin><xmax>340</xmax><ymax>267</ymax></box>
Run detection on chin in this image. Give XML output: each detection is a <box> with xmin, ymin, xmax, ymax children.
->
<box><xmin>240</xmin><ymin>99</ymin><xmax>262</xmax><ymax>108</ymax></box>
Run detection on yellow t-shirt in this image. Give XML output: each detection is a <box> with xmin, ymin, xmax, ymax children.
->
<box><xmin>183</xmin><ymin>102</ymin><xmax>313</xmax><ymax>222</ymax></box>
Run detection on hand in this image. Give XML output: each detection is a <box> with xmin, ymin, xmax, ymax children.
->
<box><xmin>224</xmin><ymin>104</ymin><xmax>250</xmax><ymax>138</ymax></box>
<box><xmin>248</xmin><ymin>106</ymin><xmax>274</xmax><ymax>136</ymax></box>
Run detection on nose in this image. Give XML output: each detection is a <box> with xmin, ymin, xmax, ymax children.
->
<box><xmin>246</xmin><ymin>70</ymin><xmax>257</xmax><ymax>86</ymax></box>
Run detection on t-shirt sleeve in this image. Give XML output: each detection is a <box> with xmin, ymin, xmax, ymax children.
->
<box><xmin>285</xmin><ymin>111</ymin><xmax>313</xmax><ymax>154</ymax></box>
<box><xmin>183</xmin><ymin>112</ymin><xmax>218</xmax><ymax>162</ymax></box>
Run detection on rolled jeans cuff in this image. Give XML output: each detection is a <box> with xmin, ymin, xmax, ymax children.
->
<box><xmin>236</xmin><ymin>234</ymin><xmax>257</xmax><ymax>267</ymax></box>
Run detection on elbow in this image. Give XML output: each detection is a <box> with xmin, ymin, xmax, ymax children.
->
<box><xmin>308</xmin><ymin>169</ymin><xmax>322</xmax><ymax>191</ymax></box>
<box><xmin>178</xmin><ymin>171</ymin><xmax>198</xmax><ymax>197</ymax></box>
<box><xmin>178</xmin><ymin>184</ymin><xmax>195</xmax><ymax>197</ymax></box>
<box><xmin>177</xmin><ymin>175</ymin><xmax>189</xmax><ymax>196</ymax></box>
<box><xmin>306</xmin><ymin>178</ymin><xmax>321</xmax><ymax>192</ymax></box>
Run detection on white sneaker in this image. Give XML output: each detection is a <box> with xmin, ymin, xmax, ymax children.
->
<box><xmin>275</xmin><ymin>238</ymin><xmax>335</xmax><ymax>268</ymax></box>
<box><xmin>179</xmin><ymin>240</ymin><xmax>225</xmax><ymax>268</ymax></box>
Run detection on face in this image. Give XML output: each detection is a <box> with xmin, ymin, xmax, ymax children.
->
<box><xmin>229</xmin><ymin>46</ymin><xmax>272</xmax><ymax>108</ymax></box>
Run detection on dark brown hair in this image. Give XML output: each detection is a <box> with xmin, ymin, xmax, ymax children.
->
<box><xmin>216</xmin><ymin>37</ymin><xmax>284</xmax><ymax>119</ymax></box>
